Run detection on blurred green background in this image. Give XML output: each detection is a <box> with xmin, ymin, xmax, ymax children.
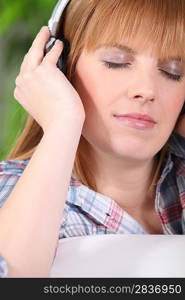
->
<box><xmin>0</xmin><ymin>0</ymin><xmax>57</xmax><ymax>161</ymax></box>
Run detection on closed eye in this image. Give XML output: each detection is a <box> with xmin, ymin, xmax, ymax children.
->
<box><xmin>102</xmin><ymin>61</ymin><xmax>183</xmax><ymax>82</ymax></box>
<box><xmin>102</xmin><ymin>61</ymin><xmax>130</xmax><ymax>69</ymax></box>
<box><xmin>159</xmin><ymin>69</ymin><xmax>182</xmax><ymax>82</ymax></box>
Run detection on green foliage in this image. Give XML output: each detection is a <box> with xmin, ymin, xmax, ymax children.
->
<box><xmin>0</xmin><ymin>0</ymin><xmax>57</xmax><ymax>161</ymax></box>
<box><xmin>0</xmin><ymin>0</ymin><xmax>56</xmax><ymax>36</ymax></box>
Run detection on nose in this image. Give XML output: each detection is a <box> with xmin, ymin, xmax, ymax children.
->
<box><xmin>127</xmin><ymin>71</ymin><xmax>156</xmax><ymax>103</ymax></box>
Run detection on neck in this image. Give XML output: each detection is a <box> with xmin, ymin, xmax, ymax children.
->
<box><xmin>90</xmin><ymin>148</ymin><xmax>159</xmax><ymax>212</ymax></box>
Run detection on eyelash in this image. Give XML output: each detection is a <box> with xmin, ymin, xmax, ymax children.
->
<box><xmin>102</xmin><ymin>62</ymin><xmax>182</xmax><ymax>82</ymax></box>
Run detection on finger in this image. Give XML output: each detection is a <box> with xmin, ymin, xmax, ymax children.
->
<box><xmin>42</xmin><ymin>40</ymin><xmax>64</xmax><ymax>66</ymax></box>
<box><xmin>28</xmin><ymin>26</ymin><xmax>50</xmax><ymax>54</ymax></box>
<box><xmin>20</xmin><ymin>26</ymin><xmax>51</xmax><ymax>73</ymax></box>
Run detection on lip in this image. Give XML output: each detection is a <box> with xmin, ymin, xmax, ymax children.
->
<box><xmin>114</xmin><ymin>113</ymin><xmax>156</xmax><ymax>123</ymax></box>
<box><xmin>113</xmin><ymin>113</ymin><xmax>157</xmax><ymax>130</ymax></box>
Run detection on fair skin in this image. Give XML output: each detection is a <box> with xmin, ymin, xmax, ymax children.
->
<box><xmin>73</xmin><ymin>42</ymin><xmax>185</xmax><ymax>232</ymax></box>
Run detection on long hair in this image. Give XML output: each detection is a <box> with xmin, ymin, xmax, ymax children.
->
<box><xmin>6</xmin><ymin>0</ymin><xmax>185</xmax><ymax>199</ymax></box>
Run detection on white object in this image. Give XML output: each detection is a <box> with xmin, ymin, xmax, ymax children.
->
<box><xmin>48</xmin><ymin>0</ymin><xmax>70</xmax><ymax>35</ymax></box>
<box><xmin>50</xmin><ymin>234</ymin><xmax>185</xmax><ymax>277</ymax></box>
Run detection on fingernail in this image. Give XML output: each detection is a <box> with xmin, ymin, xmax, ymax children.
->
<box><xmin>41</xmin><ymin>26</ymin><xmax>48</xmax><ymax>31</ymax></box>
<box><xmin>56</xmin><ymin>40</ymin><xmax>63</xmax><ymax>46</ymax></box>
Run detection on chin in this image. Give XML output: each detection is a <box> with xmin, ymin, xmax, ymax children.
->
<box><xmin>109</xmin><ymin>136</ymin><xmax>154</xmax><ymax>160</ymax></box>
<box><xmin>112</xmin><ymin>149</ymin><xmax>152</xmax><ymax>162</ymax></box>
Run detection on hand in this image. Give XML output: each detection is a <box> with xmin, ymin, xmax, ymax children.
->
<box><xmin>14</xmin><ymin>26</ymin><xmax>85</xmax><ymax>132</ymax></box>
<box><xmin>174</xmin><ymin>114</ymin><xmax>185</xmax><ymax>137</ymax></box>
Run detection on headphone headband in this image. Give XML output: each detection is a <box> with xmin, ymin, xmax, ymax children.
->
<box><xmin>48</xmin><ymin>0</ymin><xmax>71</xmax><ymax>36</ymax></box>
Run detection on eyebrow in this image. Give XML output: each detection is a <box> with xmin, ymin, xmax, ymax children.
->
<box><xmin>97</xmin><ymin>43</ymin><xmax>137</xmax><ymax>55</ymax></box>
<box><xmin>97</xmin><ymin>43</ymin><xmax>184</xmax><ymax>63</ymax></box>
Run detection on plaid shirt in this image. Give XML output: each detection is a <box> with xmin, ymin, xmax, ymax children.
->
<box><xmin>0</xmin><ymin>131</ymin><xmax>185</xmax><ymax>277</ymax></box>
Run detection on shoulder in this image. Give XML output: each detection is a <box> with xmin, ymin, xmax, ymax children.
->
<box><xmin>0</xmin><ymin>159</ymin><xmax>30</xmax><ymax>207</ymax></box>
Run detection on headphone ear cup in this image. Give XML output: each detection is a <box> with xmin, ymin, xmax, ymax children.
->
<box><xmin>57</xmin><ymin>38</ymin><xmax>70</xmax><ymax>75</ymax></box>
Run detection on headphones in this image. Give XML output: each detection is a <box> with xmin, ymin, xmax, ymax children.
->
<box><xmin>45</xmin><ymin>0</ymin><xmax>71</xmax><ymax>75</ymax></box>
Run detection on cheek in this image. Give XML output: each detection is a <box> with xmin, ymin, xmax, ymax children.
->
<box><xmin>74</xmin><ymin>69</ymin><xmax>109</xmax><ymax>117</ymax></box>
<box><xmin>167</xmin><ymin>96</ymin><xmax>185</xmax><ymax>124</ymax></box>
<box><xmin>160</xmin><ymin>84</ymin><xmax>185</xmax><ymax>124</ymax></box>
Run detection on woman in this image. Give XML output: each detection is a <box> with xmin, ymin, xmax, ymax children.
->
<box><xmin>0</xmin><ymin>0</ymin><xmax>185</xmax><ymax>277</ymax></box>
